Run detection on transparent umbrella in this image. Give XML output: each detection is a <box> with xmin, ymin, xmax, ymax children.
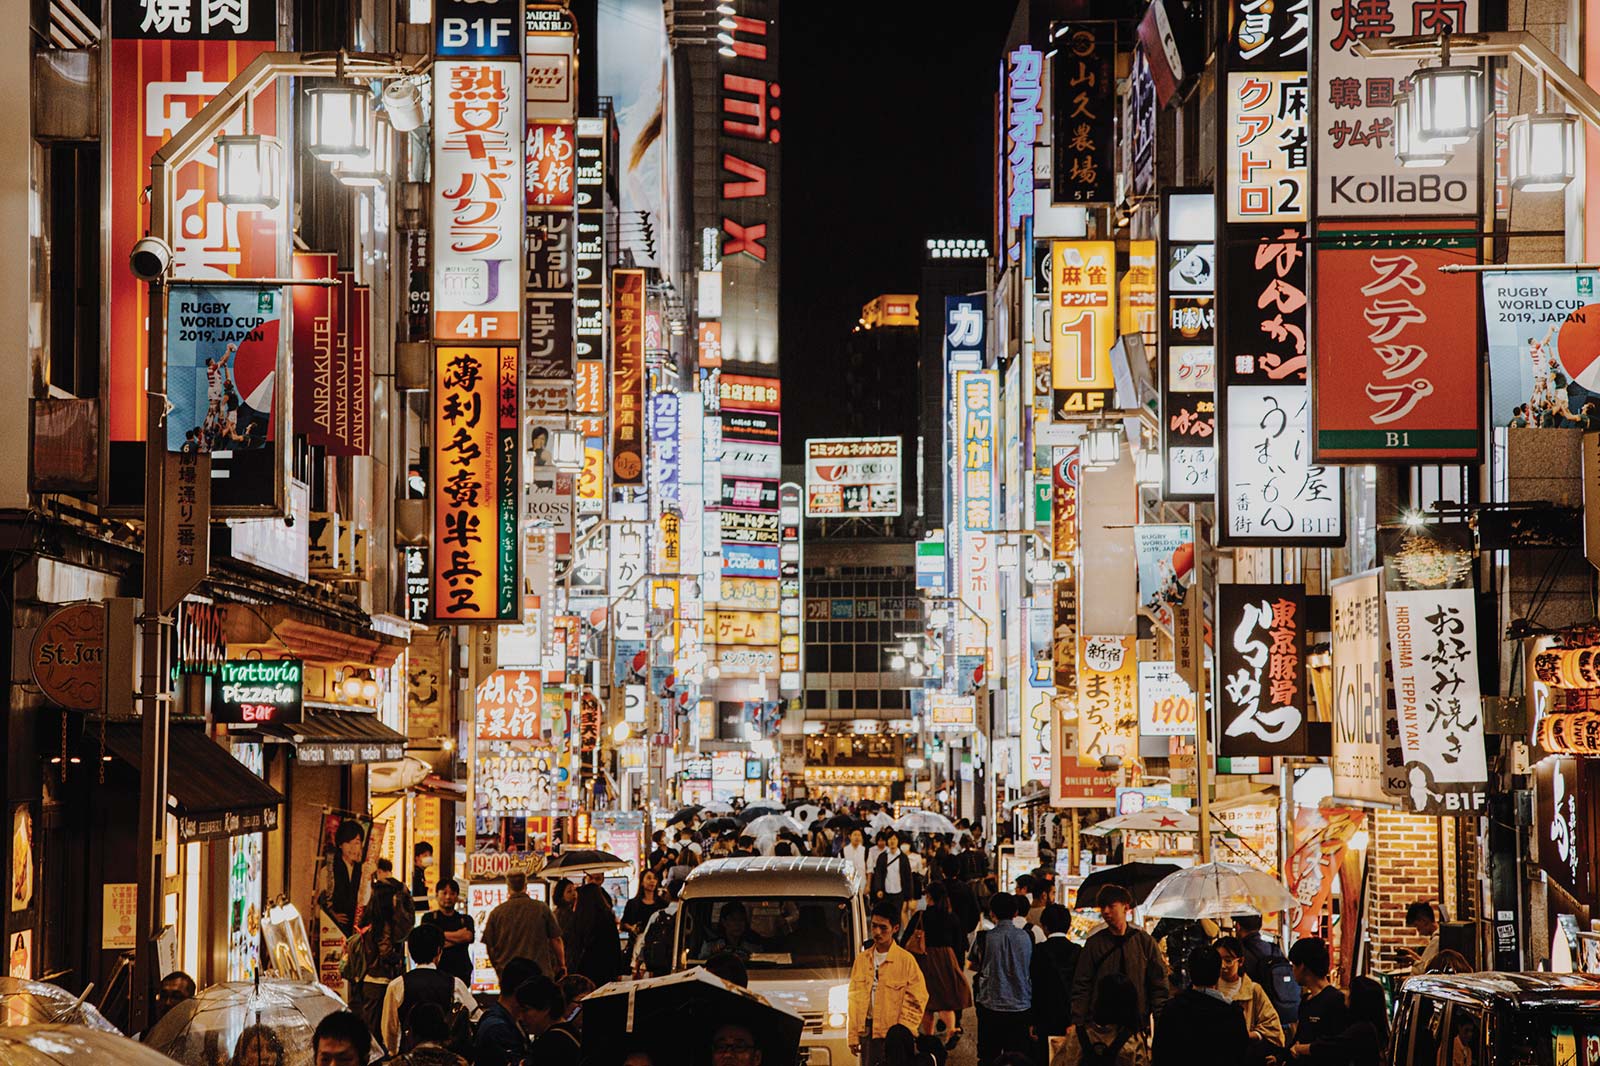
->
<box><xmin>894</xmin><ymin>810</ymin><xmax>959</xmax><ymax>836</ymax></box>
<box><xmin>0</xmin><ymin>978</ymin><xmax>117</xmax><ymax>1031</ymax></box>
<box><xmin>744</xmin><ymin>814</ymin><xmax>805</xmax><ymax>838</ymax></box>
<box><xmin>144</xmin><ymin>978</ymin><xmax>357</xmax><ymax>1066</ymax></box>
<box><xmin>0</xmin><ymin>1025</ymin><xmax>178</xmax><ymax>1065</ymax></box>
<box><xmin>1141</xmin><ymin>862</ymin><xmax>1297</xmax><ymax>920</ymax></box>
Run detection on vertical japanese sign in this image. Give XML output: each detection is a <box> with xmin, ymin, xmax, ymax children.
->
<box><xmin>1050</xmin><ymin>240</ymin><xmax>1117</xmax><ymax>418</ymax></box>
<box><xmin>650</xmin><ymin>391</ymin><xmax>681</xmax><ymax>510</ymax></box>
<box><xmin>1481</xmin><ymin>270</ymin><xmax>1600</xmax><ymax>428</ymax></box>
<box><xmin>1121</xmin><ymin>240</ymin><xmax>1157</xmax><ymax>343</ymax></box>
<box><xmin>957</xmin><ymin>371</ymin><xmax>999</xmax><ymax>667</ymax></box>
<box><xmin>106</xmin><ymin>0</ymin><xmax>280</xmax><ymax>509</ymax></box>
<box><xmin>575</xmin><ymin>120</ymin><xmax>606</xmax><ymax>360</ymax></box>
<box><xmin>1216</xmin><ymin>225</ymin><xmax>1343</xmax><ymax>545</ymax></box>
<box><xmin>1124</xmin><ymin>42</ymin><xmax>1157</xmax><ymax>200</ymax></box>
<box><xmin>1381</xmin><ymin>525</ymin><xmax>1487</xmax><ymax>815</ymax></box>
<box><xmin>432</xmin><ymin>347</ymin><xmax>519</xmax><ymax>622</ymax></box>
<box><xmin>1536</xmin><ymin>756</ymin><xmax>1589</xmax><ymax>904</ymax></box>
<box><xmin>1050</xmin><ymin>23</ymin><xmax>1115</xmax><ymax>205</ymax></box>
<box><xmin>1217</xmin><ymin>583</ymin><xmax>1309</xmax><ymax>757</ymax></box>
<box><xmin>1076</xmin><ymin>635</ymin><xmax>1137</xmax><ymax>767</ymax></box>
<box><xmin>778</xmin><ymin>482</ymin><xmax>803</xmax><ymax>695</ymax></box>
<box><xmin>1314</xmin><ymin>0</ymin><xmax>1479</xmax><ymax>218</ymax></box>
<box><xmin>527</xmin><ymin>123</ymin><xmax>576</xmax><ymax>207</ymax></box>
<box><xmin>524</xmin><ymin>5</ymin><xmax>578</xmax><ymax>387</ymax></box>
<box><xmin>1051</xmin><ymin>447</ymin><xmax>1080</xmax><ymax>560</ymax></box>
<box><xmin>1222</xmin><ymin>0</ymin><xmax>1310</xmax><ymax>223</ymax></box>
<box><xmin>1161</xmin><ymin>190</ymin><xmax>1217</xmax><ymax>501</ymax></box>
<box><xmin>165</xmin><ymin>285</ymin><xmax>282</xmax><ymax>454</ymax></box>
<box><xmin>1138</xmin><ymin>660</ymin><xmax>1197</xmax><ymax>738</ymax></box>
<box><xmin>433</xmin><ymin>52</ymin><xmax>524</xmax><ymax>342</ymax></box>
<box><xmin>611</xmin><ymin>269</ymin><xmax>646</xmax><ymax>486</ymax></box>
<box><xmin>1312</xmin><ymin>220</ymin><xmax>1480</xmax><ymax>461</ymax></box>
<box><xmin>1003</xmin><ymin>47</ymin><xmax>1043</xmax><ymax>264</ymax></box>
<box><xmin>292</xmin><ymin>253</ymin><xmax>339</xmax><ymax>451</ymax></box>
<box><xmin>476</xmin><ymin>669</ymin><xmax>543</xmax><ymax>742</ymax></box>
<box><xmin>1330</xmin><ymin>570</ymin><xmax>1386</xmax><ymax>805</ymax></box>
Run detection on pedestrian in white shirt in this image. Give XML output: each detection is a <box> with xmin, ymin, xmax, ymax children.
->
<box><xmin>381</xmin><ymin>923</ymin><xmax>477</xmax><ymax>1053</ymax></box>
<box><xmin>843</xmin><ymin>828</ymin><xmax>869</xmax><ymax>881</ymax></box>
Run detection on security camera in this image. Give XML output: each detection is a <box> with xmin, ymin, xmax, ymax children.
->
<box><xmin>383</xmin><ymin>80</ymin><xmax>425</xmax><ymax>133</ymax></box>
<box><xmin>129</xmin><ymin>236</ymin><xmax>172</xmax><ymax>282</ymax></box>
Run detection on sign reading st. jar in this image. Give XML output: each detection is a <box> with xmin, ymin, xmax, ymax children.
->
<box><xmin>214</xmin><ymin>659</ymin><xmax>304</xmax><ymax>725</ymax></box>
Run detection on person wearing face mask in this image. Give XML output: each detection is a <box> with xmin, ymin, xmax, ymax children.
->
<box><xmin>412</xmin><ymin>841</ymin><xmax>435</xmax><ymax>905</ymax></box>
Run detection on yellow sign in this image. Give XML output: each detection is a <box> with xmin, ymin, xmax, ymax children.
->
<box><xmin>859</xmin><ymin>293</ymin><xmax>920</xmax><ymax>329</ymax></box>
<box><xmin>1076</xmin><ymin>635</ymin><xmax>1137</xmax><ymax>767</ymax></box>
<box><xmin>1120</xmin><ymin>240</ymin><xmax>1156</xmax><ymax>342</ymax></box>
<box><xmin>659</xmin><ymin>511</ymin><xmax>681</xmax><ymax>574</ymax></box>
<box><xmin>719</xmin><ymin>576</ymin><xmax>780</xmax><ymax>612</ymax></box>
<box><xmin>1050</xmin><ymin>240</ymin><xmax>1117</xmax><ymax>417</ymax></box>
<box><xmin>707</xmin><ymin>610</ymin><xmax>779</xmax><ymax>646</ymax></box>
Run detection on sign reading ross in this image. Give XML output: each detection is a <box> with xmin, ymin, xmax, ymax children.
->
<box><xmin>214</xmin><ymin>659</ymin><xmax>303</xmax><ymax>725</ymax></box>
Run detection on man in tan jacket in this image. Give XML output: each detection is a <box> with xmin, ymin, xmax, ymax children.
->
<box><xmin>848</xmin><ymin>900</ymin><xmax>928</xmax><ymax>1066</ymax></box>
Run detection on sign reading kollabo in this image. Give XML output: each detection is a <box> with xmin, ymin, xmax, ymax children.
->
<box><xmin>214</xmin><ymin>659</ymin><xmax>304</xmax><ymax>725</ymax></box>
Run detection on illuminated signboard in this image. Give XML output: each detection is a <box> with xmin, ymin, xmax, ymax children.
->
<box><xmin>214</xmin><ymin>659</ymin><xmax>303</xmax><ymax>725</ymax></box>
<box><xmin>1003</xmin><ymin>46</ymin><xmax>1044</xmax><ymax>263</ymax></box>
<box><xmin>804</xmin><ymin>437</ymin><xmax>902</xmax><ymax>518</ymax></box>
<box><xmin>1050</xmin><ymin>240</ymin><xmax>1117</xmax><ymax>417</ymax></box>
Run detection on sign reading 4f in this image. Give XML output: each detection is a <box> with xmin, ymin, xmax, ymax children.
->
<box><xmin>436</xmin><ymin>0</ymin><xmax>520</xmax><ymax>56</ymax></box>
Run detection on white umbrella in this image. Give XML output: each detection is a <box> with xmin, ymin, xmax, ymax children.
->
<box><xmin>792</xmin><ymin>804</ymin><xmax>822</xmax><ymax>827</ymax></box>
<box><xmin>894</xmin><ymin>810</ymin><xmax>959</xmax><ymax>836</ymax></box>
<box><xmin>702</xmin><ymin>800</ymin><xmax>735</xmax><ymax>815</ymax></box>
<box><xmin>1140</xmin><ymin>862</ymin><xmax>1297</xmax><ymax>920</ymax></box>
<box><xmin>866</xmin><ymin>811</ymin><xmax>896</xmax><ymax>834</ymax></box>
<box><xmin>745</xmin><ymin>813</ymin><xmax>805</xmax><ymax>838</ymax></box>
<box><xmin>1082</xmin><ymin>807</ymin><xmax>1236</xmax><ymax>836</ymax></box>
<box><xmin>743</xmin><ymin>799</ymin><xmax>784</xmax><ymax>815</ymax></box>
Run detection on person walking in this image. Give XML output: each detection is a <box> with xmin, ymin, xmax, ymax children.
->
<box><xmin>419</xmin><ymin>878</ymin><xmax>475</xmax><ymax>987</ymax></box>
<box><xmin>967</xmin><ymin>892</ymin><xmax>1032</xmax><ymax>1066</ymax></box>
<box><xmin>1152</xmin><ymin>944</ymin><xmax>1248</xmax><ymax>1066</ymax></box>
<box><xmin>871</xmin><ymin>832</ymin><xmax>914</xmax><ymax>917</ymax></box>
<box><xmin>1288</xmin><ymin>975</ymin><xmax>1389</xmax><ymax>1066</ymax></box>
<box><xmin>379</xmin><ymin>924</ymin><xmax>477</xmax><ymax>1054</ymax></box>
<box><xmin>1052</xmin><ymin>973</ymin><xmax>1151</xmax><ymax>1066</ymax></box>
<box><xmin>843</xmin><ymin>828</ymin><xmax>870</xmax><ymax>882</ymax></box>
<box><xmin>911</xmin><ymin>881</ymin><xmax>972</xmax><ymax>1046</ymax></box>
<box><xmin>1030</xmin><ymin>903</ymin><xmax>1081</xmax><ymax>1062</ymax></box>
<box><xmin>1284</xmin><ymin>938</ymin><xmax>1348</xmax><ymax>1058</ymax></box>
<box><xmin>569</xmin><ymin>881</ymin><xmax>625</xmax><ymax>987</ymax></box>
<box><xmin>554</xmin><ymin>878</ymin><xmax>580</xmax><ymax>942</ymax></box>
<box><xmin>846</xmin><ymin>900</ymin><xmax>929</xmax><ymax>1066</ymax></box>
<box><xmin>350</xmin><ymin>867</ymin><xmax>414</xmax><ymax>1037</ymax></box>
<box><xmin>482</xmin><ymin>870</ymin><xmax>566</xmax><ymax>981</ymax></box>
<box><xmin>620</xmin><ymin>869</ymin><xmax>667</xmax><ymax>959</ymax></box>
<box><xmin>1070</xmin><ymin>886</ymin><xmax>1169</xmax><ymax>1030</ymax></box>
<box><xmin>1234</xmin><ymin>915</ymin><xmax>1300</xmax><ymax>1030</ymax></box>
<box><xmin>473</xmin><ymin>959</ymin><xmax>540</xmax><ymax>1066</ymax></box>
<box><xmin>1214</xmin><ymin>937</ymin><xmax>1285</xmax><ymax>1053</ymax></box>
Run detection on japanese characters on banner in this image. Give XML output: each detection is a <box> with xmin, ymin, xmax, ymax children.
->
<box><xmin>165</xmin><ymin>285</ymin><xmax>281</xmax><ymax>454</ymax></box>
<box><xmin>1076</xmin><ymin>635</ymin><xmax>1137</xmax><ymax>767</ymax></box>
<box><xmin>1138</xmin><ymin>660</ymin><xmax>1197</xmax><ymax>738</ymax></box>
<box><xmin>1314</xmin><ymin>0</ymin><xmax>1478</xmax><ymax>218</ymax></box>
<box><xmin>477</xmin><ymin>669</ymin><xmax>543</xmax><ymax>742</ymax></box>
<box><xmin>1134</xmin><ymin>524</ymin><xmax>1194</xmax><ymax>633</ymax></box>
<box><xmin>611</xmin><ymin>269</ymin><xmax>646</xmax><ymax>486</ymax></box>
<box><xmin>1160</xmin><ymin>190</ymin><xmax>1217</xmax><ymax>501</ymax></box>
<box><xmin>433</xmin><ymin>43</ymin><xmax>524</xmax><ymax>343</ymax></box>
<box><xmin>1003</xmin><ymin>47</ymin><xmax>1044</xmax><ymax>264</ymax></box>
<box><xmin>574</xmin><ymin>121</ymin><xmax>606</xmax><ymax>360</ymax></box>
<box><xmin>1380</xmin><ymin>525</ymin><xmax>1487</xmax><ymax>815</ymax></box>
<box><xmin>778</xmin><ymin>482</ymin><xmax>803</xmax><ymax>694</ymax></box>
<box><xmin>1330</xmin><ymin>570</ymin><xmax>1387</xmax><ymax>805</ymax></box>
<box><xmin>1312</xmin><ymin>220</ymin><xmax>1480</xmax><ymax>461</ymax></box>
<box><xmin>1222</xmin><ymin>0</ymin><xmax>1309</xmax><ymax>223</ymax></box>
<box><xmin>1217</xmin><ymin>583</ymin><xmax>1309</xmax><ymax>758</ymax></box>
<box><xmin>1051</xmin><ymin>447</ymin><xmax>1080</xmax><ymax>560</ymax></box>
<box><xmin>1481</xmin><ymin>270</ymin><xmax>1600</xmax><ymax>428</ymax></box>
<box><xmin>1124</xmin><ymin>43</ymin><xmax>1157</xmax><ymax>200</ymax></box>
<box><xmin>804</xmin><ymin>437</ymin><xmax>902</xmax><ymax>517</ymax></box>
<box><xmin>527</xmin><ymin>123</ymin><xmax>576</xmax><ymax>207</ymax></box>
<box><xmin>1050</xmin><ymin>23</ymin><xmax>1115</xmax><ymax>205</ymax></box>
<box><xmin>1288</xmin><ymin>807</ymin><xmax>1365</xmax><ymax>938</ymax></box>
<box><xmin>1216</xmin><ymin>226</ymin><xmax>1343</xmax><ymax>545</ymax></box>
<box><xmin>944</xmin><ymin>296</ymin><xmax>986</xmax><ymax>575</ymax></box>
<box><xmin>1050</xmin><ymin>241</ymin><xmax>1117</xmax><ymax>418</ymax></box>
<box><xmin>1535</xmin><ymin>756</ymin><xmax>1589</xmax><ymax>904</ymax></box>
<box><xmin>523</xmin><ymin>5</ymin><xmax>578</xmax><ymax>386</ymax></box>
<box><xmin>432</xmin><ymin>348</ymin><xmax>519</xmax><ymax>622</ymax></box>
<box><xmin>1052</xmin><ymin>575</ymin><xmax>1078</xmax><ymax>694</ymax></box>
<box><xmin>1121</xmin><ymin>240</ymin><xmax>1157</xmax><ymax>344</ymax></box>
<box><xmin>957</xmin><ymin>372</ymin><xmax>1000</xmax><ymax>667</ymax></box>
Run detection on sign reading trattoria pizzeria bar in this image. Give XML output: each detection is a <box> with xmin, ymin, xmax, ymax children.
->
<box><xmin>213</xmin><ymin>659</ymin><xmax>303</xmax><ymax>725</ymax></box>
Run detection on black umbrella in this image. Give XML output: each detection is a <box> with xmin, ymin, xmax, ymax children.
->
<box><xmin>666</xmin><ymin>805</ymin><xmax>703</xmax><ymax>826</ymax></box>
<box><xmin>855</xmin><ymin>799</ymin><xmax>882</xmax><ymax>812</ymax></box>
<box><xmin>1075</xmin><ymin>861</ymin><xmax>1181</xmax><ymax>909</ymax></box>
<box><xmin>738</xmin><ymin>802</ymin><xmax>784</xmax><ymax>824</ymax></box>
<box><xmin>824</xmin><ymin>814</ymin><xmax>861</xmax><ymax>831</ymax></box>
<box><xmin>701</xmin><ymin>816</ymin><xmax>740</xmax><ymax>834</ymax></box>
<box><xmin>541</xmin><ymin>848</ymin><xmax>627</xmax><ymax>876</ymax></box>
<box><xmin>581</xmin><ymin>968</ymin><xmax>804</xmax><ymax>1066</ymax></box>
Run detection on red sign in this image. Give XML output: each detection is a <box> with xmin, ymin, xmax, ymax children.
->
<box><xmin>697</xmin><ymin>322</ymin><xmax>723</xmax><ymax>368</ymax></box>
<box><xmin>476</xmin><ymin>669</ymin><xmax>543</xmax><ymax>741</ymax></box>
<box><xmin>292</xmin><ymin>253</ymin><xmax>340</xmax><ymax>449</ymax></box>
<box><xmin>527</xmin><ymin>121</ymin><xmax>576</xmax><ymax>207</ymax></box>
<box><xmin>1313</xmin><ymin>220</ymin><xmax>1481</xmax><ymax>461</ymax></box>
<box><xmin>610</xmin><ymin>269</ymin><xmax>645</xmax><ymax>485</ymax></box>
<box><xmin>1051</xmin><ymin>446</ymin><xmax>1080</xmax><ymax>559</ymax></box>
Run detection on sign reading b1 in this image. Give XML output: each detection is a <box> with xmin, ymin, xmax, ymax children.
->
<box><xmin>436</xmin><ymin>0</ymin><xmax>520</xmax><ymax>56</ymax></box>
<box><xmin>214</xmin><ymin>659</ymin><xmax>304</xmax><ymax>725</ymax></box>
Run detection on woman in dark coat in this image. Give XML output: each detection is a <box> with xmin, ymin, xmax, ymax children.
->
<box><xmin>910</xmin><ymin>881</ymin><xmax>973</xmax><ymax>1046</ymax></box>
<box><xmin>569</xmin><ymin>881</ymin><xmax>625</xmax><ymax>988</ymax></box>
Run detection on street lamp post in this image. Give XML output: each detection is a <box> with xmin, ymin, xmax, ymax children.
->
<box><xmin>130</xmin><ymin>49</ymin><xmax>423</xmax><ymax>1033</ymax></box>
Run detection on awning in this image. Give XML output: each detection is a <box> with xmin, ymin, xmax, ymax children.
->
<box><xmin>249</xmin><ymin>708</ymin><xmax>409</xmax><ymax>766</ymax></box>
<box><xmin>104</xmin><ymin>724</ymin><xmax>283</xmax><ymax>843</ymax></box>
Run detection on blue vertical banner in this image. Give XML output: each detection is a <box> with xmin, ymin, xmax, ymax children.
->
<box><xmin>166</xmin><ymin>285</ymin><xmax>282</xmax><ymax>453</ymax></box>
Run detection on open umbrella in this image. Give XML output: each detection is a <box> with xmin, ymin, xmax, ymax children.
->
<box><xmin>894</xmin><ymin>810</ymin><xmax>959</xmax><ymax>836</ymax></box>
<box><xmin>823</xmin><ymin>814</ymin><xmax>862</xmax><ymax>831</ymax></box>
<box><xmin>1074</xmin><ymin>862</ymin><xmax>1182</xmax><ymax>909</ymax></box>
<box><xmin>144</xmin><ymin>978</ymin><xmax>355</xmax><ymax>1066</ymax></box>
<box><xmin>745</xmin><ymin>813</ymin><xmax>805</xmax><ymax>838</ymax></box>
<box><xmin>790</xmin><ymin>804</ymin><xmax>822</xmax><ymax>827</ymax></box>
<box><xmin>541</xmin><ymin>848</ymin><xmax>629</xmax><ymax>876</ymax></box>
<box><xmin>701</xmin><ymin>816</ymin><xmax>741</xmax><ymax>834</ymax></box>
<box><xmin>1141</xmin><ymin>862</ymin><xmax>1297</xmax><ymax>920</ymax></box>
<box><xmin>702</xmin><ymin>800</ymin><xmax>735</xmax><ymax>815</ymax></box>
<box><xmin>738</xmin><ymin>801</ymin><xmax>784</xmax><ymax>823</ymax></box>
<box><xmin>0</xmin><ymin>1026</ymin><xmax>183</xmax><ymax>1066</ymax></box>
<box><xmin>855</xmin><ymin>799</ymin><xmax>882</xmax><ymax>812</ymax></box>
<box><xmin>0</xmin><ymin>978</ymin><xmax>116</xmax><ymax>1032</ymax></box>
<box><xmin>666</xmin><ymin>805</ymin><xmax>703</xmax><ymax>826</ymax></box>
<box><xmin>581</xmin><ymin>968</ymin><xmax>804</xmax><ymax>1066</ymax></box>
<box><xmin>1082</xmin><ymin>807</ymin><xmax>1239</xmax><ymax>836</ymax></box>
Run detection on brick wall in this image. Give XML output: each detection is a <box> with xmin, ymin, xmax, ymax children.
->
<box><xmin>1365</xmin><ymin>811</ymin><xmax>1457</xmax><ymax>971</ymax></box>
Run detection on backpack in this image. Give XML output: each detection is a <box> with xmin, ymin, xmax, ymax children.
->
<box><xmin>1076</xmin><ymin>1027</ymin><xmax>1135</xmax><ymax>1066</ymax></box>
<box><xmin>1242</xmin><ymin>938</ymin><xmax>1300</xmax><ymax>1025</ymax></box>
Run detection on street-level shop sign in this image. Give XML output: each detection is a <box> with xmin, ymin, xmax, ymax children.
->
<box><xmin>213</xmin><ymin>659</ymin><xmax>304</xmax><ymax>725</ymax></box>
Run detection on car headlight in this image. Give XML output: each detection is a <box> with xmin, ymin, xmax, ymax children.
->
<box><xmin>827</xmin><ymin>983</ymin><xmax>848</xmax><ymax>1029</ymax></box>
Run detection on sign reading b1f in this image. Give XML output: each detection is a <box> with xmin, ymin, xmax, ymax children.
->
<box><xmin>437</xmin><ymin>0</ymin><xmax>520</xmax><ymax>56</ymax></box>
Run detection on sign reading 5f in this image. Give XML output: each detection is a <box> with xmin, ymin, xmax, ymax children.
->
<box><xmin>436</xmin><ymin>0</ymin><xmax>520</xmax><ymax>56</ymax></box>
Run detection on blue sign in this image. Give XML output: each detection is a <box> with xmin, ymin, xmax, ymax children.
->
<box><xmin>435</xmin><ymin>0</ymin><xmax>520</xmax><ymax>56</ymax></box>
<box><xmin>722</xmin><ymin>544</ymin><xmax>779</xmax><ymax>578</ymax></box>
<box><xmin>650</xmin><ymin>391</ymin><xmax>681</xmax><ymax>507</ymax></box>
<box><xmin>166</xmin><ymin>284</ymin><xmax>281</xmax><ymax>453</ymax></box>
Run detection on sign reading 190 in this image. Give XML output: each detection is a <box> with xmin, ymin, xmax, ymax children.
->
<box><xmin>435</xmin><ymin>0</ymin><xmax>520</xmax><ymax>57</ymax></box>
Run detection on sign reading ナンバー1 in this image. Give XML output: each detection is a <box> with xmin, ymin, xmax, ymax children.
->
<box><xmin>214</xmin><ymin>659</ymin><xmax>303</xmax><ymax>725</ymax></box>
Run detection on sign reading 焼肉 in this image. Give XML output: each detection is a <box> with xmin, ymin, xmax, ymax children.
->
<box><xmin>213</xmin><ymin>659</ymin><xmax>303</xmax><ymax>725</ymax></box>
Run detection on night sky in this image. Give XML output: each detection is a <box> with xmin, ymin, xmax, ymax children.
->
<box><xmin>779</xmin><ymin>1</ymin><xmax>1014</xmax><ymax>460</ymax></box>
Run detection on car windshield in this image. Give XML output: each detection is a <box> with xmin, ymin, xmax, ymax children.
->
<box><xmin>679</xmin><ymin>896</ymin><xmax>853</xmax><ymax>976</ymax></box>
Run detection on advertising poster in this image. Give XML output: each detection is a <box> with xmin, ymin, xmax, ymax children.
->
<box><xmin>929</xmin><ymin>693</ymin><xmax>976</xmax><ymax>733</ymax></box>
<box><xmin>598</xmin><ymin>0</ymin><xmax>667</xmax><ymax>267</ymax></box>
<box><xmin>1482</xmin><ymin>270</ymin><xmax>1600</xmax><ymax>428</ymax></box>
<box><xmin>1313</xmin><ymin>220</ymin><xmax>1480</xmax><ymax>461</ymax></box>
<box><xmin>1314</xmin><ymin>0</ymin><xmax>1479</xmax><ymax>219</ymax></box>
<box><xmin>1287</xmin><ymin>807</ymin><xmax>1365</xmax><ymax>938</ymax></box>
<box><xmin>1137</xmin><ymin>660</ymin><xmax>1196</xmax><ymax>738</ymax></box>
<box><xmin>1330</xmin><ymin>570</ymin><xmax>1388</xmax><ymax>805</ymax></box>
<box><xmin>1076</xmin><ymin>635</ymin><xmax>1137</xmax><ymax>767</ymax></box>
<box><xmin>1160</xmin><ymin>189</ymin><xmax>1216</xmax><ymax>501</ymax></box>
<box><xmin>477</xmin><ymin>669</ymin><xmax>544</xmax><ymax>742</ymax></box>
<box><xmin>10</xmin><ymin>806</ymin><xmax>32</xmax><ymax>912</ymax></box>
<box><xmin>1134</xmin><ymin>524</ymin><xmax>1194</xmax><ymax>632</ymax></box>
<box><xmin>804</xmin><ymin>437</ymin><xmax>902</xmax><ymax>517</ymax></box>
<box><xmin>1050</xmin><ymin>22</ymin><xmax>1116</xmax><ymax>205</ymax></box>
<box><xmin>166</xmin><ymin>285</ymin><xmax>281</xmax><ymax>454</ymax></box>
<box><xmin>1051</xmin><ymin>241</ymin><xmax>1117</xmax><ymax>417</ymax></box>
<box><xmin>611</xmin><ymin>269</ymin><xmax>646</xmax><ymax>485</ymax></box>
<box><xmin>1217</xmin><ymin>583</ymin><xmax>1309</xmax><ymax>757</ymax></box>
<box><xmin>1051</xmin><ymin>446</ymin><xmax>1080</xmax><ymax>560</ymax></box>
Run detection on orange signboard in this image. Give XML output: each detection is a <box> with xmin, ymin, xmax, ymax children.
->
<box><xmin>611</xmin><ymin>269</ymin><xmax>645</xmax><ymax>485</ymax></box>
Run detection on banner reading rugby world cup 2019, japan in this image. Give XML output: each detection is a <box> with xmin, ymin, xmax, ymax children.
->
<box><xmin>1134</xmin><ymin>524</ymin><xmax>1194</xmax><ymax>633</ymax></box>
<box><xmin>1315</xmin><ymin>0</ymin><xmax>1478</xmax><ymax>218</ymax></box>
<box><xmin>805</xmin><ymin>437</ymin><xmax>902</xmax><ymax>517</ymax></box>
<box><xmin>166</xmin><ymin>285</ymin><xmax>281</xmax><ymax>454</ymax></box>
<box><xmin>1312</xmin><ymin>221</ymin><xmax>1480</xmax><ymax>461</ymax></box>
<box><xmin>1482</xmin><ymin>270</ymin><xmax>1600</xmax><ymax>428</ymax></box>
<box><xmin>1330</xmin><ymin>569</ymin><xmax>1387</xmax><ymax>805</ymax></box>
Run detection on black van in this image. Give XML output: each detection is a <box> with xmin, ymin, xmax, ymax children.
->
<box><xmin>1390</xmin><ymin>973</ymin><xmax>1600</xmax><ymax>1066</ymax></box>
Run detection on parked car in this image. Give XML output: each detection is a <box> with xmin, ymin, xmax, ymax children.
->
<box><xmin>671</xmin><ymin>857</ymin><xmax>868</xmax><ymax>1066</ymax></box>
<box><xmin>1389</xmin><ymin>972</ymin><xmax>1600</xmax><ymax>1066</ymax></box>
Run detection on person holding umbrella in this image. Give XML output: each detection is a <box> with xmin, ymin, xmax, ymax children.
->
<box><xmin>847</xmin><ymin>900</ymin><xmax>928</xmax><ymax>1066</ymax></box>
<box><xmin>570</xmin><ymin>882</ymin><xmax>625</xmax><ymax>987</ymax></box>
<box><xmin>1070</xmin><ymin>885</ymin><xmax>1169</xmax><ymax>1031</ymax></box>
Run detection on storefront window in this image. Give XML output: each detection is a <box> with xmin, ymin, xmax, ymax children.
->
<box><xmin>226</xmin><ymin>743</ymin><xmax>265</xmax><ymax>981</ymax></box>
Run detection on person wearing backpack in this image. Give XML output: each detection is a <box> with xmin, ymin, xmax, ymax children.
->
<box><xmin>1233</xmin><ymin>915</ymin><xmax>1300</xmax><ymax>1030</ymax></box>
<box><xmin>1049</xmin><ymin>973</ymin><xmax>1149</xmax><ymax>1066</ymax></box>
<box><xmin>1152</xmin><ymin>944</ymin><xmax>1248</xmax><ymax>1066</ymax></box>
<box><xmin>1214</xmin><ymin>937</ymin><xmax>1284</xmax><ymax>1060</ymax></box>
<box><xmin>380</xmin><ymin>923</ymin><xmax>478</xmax><ymax>1055</ymax></box>
<box><xmin>1069</xmin><ymin>886</ymin><xmax>1169</xmax><ymax>1031</ymax></box>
